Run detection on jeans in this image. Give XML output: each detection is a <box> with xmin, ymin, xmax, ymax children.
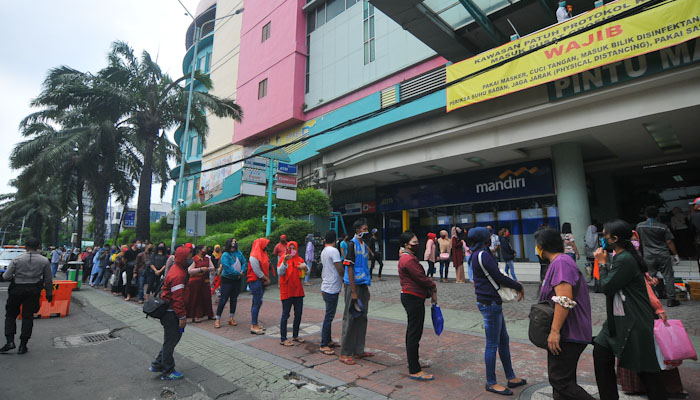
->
<box><xmin>280</xmin><ymin>296</ymin><xmax>303</xmax><ymax>341</ymax></box>
<box><xmin>151</xmin><ymin>311</ymin><xmax>183</xmax><ymax>375</ymax></box>
<box><xmin>593</xmin><ymin>342</ymin><xmax>666</xmax><ymax>400</ymax></box>
<box><xmin>304</xmin><ymin>263</ymin><xmax>311</xmax><ymax>284</ymax></box>
<box><xmin>340</xmin><ymin>284</ymin><xmax>370</xmax><ymax>356</ymax></box>
<box><xmin>321</xmin><ymin>292</ymin><xmax>339</xmax><ymax>346</ymax></box>
<box><xmin>91</xmin><ymin>265</ymin><xmax>105</xmax><ymax>286</ymax></box>
<box><xmin>426</xmin><ymin>261</ymin><xmax>435</xmax><ymax>277</ymax></box>
<box><xmin>547</xmin><ymin>342</ymin><xmax>595</xmax><ymax>400</ymax></box>
<box><xmin>137</xmin><ymin>272</ymin><xmax>146</xmax><ymax>301</ymax></box>
<box><xmin>51</xmin><ymin>263</ymin><xmax>58</xmax><ymax>277</ymax></box>
<box><xmin>645</xmin><ymin>254</ymin><xmax>675</xmax><ymax>300</ymax></box>
<box><xmin>401</xmin><ymin>293</ymin><xmax>426</xmax><ymax>374</ymax></box>
<box><xmin>467</xmin><ymin>259</ymin><xmax>474</xmax><ymax>281</ymax></box>
<box><xmin>217</xmin><ymin>277</ymin><xmax>241</xmax><ymax>318</ymax></box>
<box><xmin>249</xmin><ymin>279</ymin><xmax>264</xmax><ymax>326</ymax></box>
<box><xmin>370</xmin><ymin>254</ymin><xmax>384</xmax><ymax>278</ymax></box>
<box><xmin>123</xmin><ymin>265</ymin><xmax>135</xmax><ymax>298</ymax></box>
<box><xmin>102</xmin><ymin>268</ymin><xmax>112</xmax><ymax>287</ymax></box>
<box><xmin>439</xmin><ymin>259</ymin><xmax>450</xmax><ymax>279</ymax></box>
<box><xmin>504</xmin><ymin>260</ymin><xmax>517</xmax><ymax>280</ymax></box>
<box><xmin>477</xmin><ymin>302</ymin><xmax>516</xmax><ymax>385</ymax></box>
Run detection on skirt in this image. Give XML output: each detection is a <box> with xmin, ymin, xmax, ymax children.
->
<box><xmin>185</xmin><ymin>276</ymin><xmax>214</xmax><ymax>319</ymax></box>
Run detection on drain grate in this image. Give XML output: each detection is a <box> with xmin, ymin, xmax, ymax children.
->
<box><xmin>54</xmin><ymin>329</ymin><xmax>118</xmax><ymax>348</ymax></box>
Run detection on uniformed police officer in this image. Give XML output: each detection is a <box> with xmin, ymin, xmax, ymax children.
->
<box><xmin>1</xmin><ymin>237</ymin><xmax>53</xmax><ymax>354</ymax></box>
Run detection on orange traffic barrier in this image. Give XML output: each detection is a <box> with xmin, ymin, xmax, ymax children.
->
<box><xmin>18</xmin><ymin>280</ymin><xmax>77</xmax><ymax>319</ymax></box>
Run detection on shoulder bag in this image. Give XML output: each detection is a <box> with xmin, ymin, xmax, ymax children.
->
<box><xmin>477</xmin><ymin>251</ymin><xmax>518</xmax><ymax>302</ymax></box>
<box><xmin>143</xmin><ymin>277</ymin><xmax>168</xmax><ymax>319</ymax></box>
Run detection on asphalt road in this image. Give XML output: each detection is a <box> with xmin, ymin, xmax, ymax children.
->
<box><xmin>0</xmin><ymin>283</ymin><xmax>254</xmax><ymax>400</ymax></box>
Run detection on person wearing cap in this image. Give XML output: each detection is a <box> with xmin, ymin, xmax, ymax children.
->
<box><xmin>690</xmin><ymin>197</ymin><xmax>700</xmax><ymax>274</ymax></box>
<box><xmin>398</xmin><ymin>231</ymin><xmax>437</xmax><ymax>381</ymax></box>
<box><xmin>339</xmin><ymin>219</ymin><xmax>373</xmax><ymax>365</ymax></box>
<box><xmin>1</xmin><ymin>237</ymin><xmax>53</xmax><ymax>354</ymax></box>
<box><xmin>636</xmin><ymin>206</ymin><xmax>681</xmax><ymax>307</ymax></box>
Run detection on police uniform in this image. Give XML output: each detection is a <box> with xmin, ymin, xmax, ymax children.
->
<box><xmin>1</xmin><ymin>249</ymin><xmax>53</xmax><ymax>354</ymax></box>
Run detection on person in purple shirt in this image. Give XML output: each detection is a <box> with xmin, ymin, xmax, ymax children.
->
<box><xmin>535</xmin><ymin>227</ymin><xmax>594</xmax><ymax>400</ymax></box>
<box><xmin>468</xmin><ymin>227</ymin><xmax>527</xmax><ymax>396</ymax></box>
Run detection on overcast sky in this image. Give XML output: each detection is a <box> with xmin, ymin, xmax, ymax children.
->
<box><xmin>0</xmin><ymin>0</ymin><xmax>202</xmax><ymax>205</ymax></box>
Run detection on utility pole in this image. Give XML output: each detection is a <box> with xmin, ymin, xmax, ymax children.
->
<box><xmin>18</xmin><ymin>216</ymin><xmax>26</xmax><ymax>246</ymax></box>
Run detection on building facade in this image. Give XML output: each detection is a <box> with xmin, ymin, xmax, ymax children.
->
<box><xmin>176</xmin><ymin>0</ymin><xmax>700</xmax><ymax>268</ymax></box>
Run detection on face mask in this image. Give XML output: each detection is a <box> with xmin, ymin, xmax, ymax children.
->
<box><xmin>600</xmin><ymin>237</ymin><xmax>616</xmax><ymax>250</ymax></box>
<box><xmin>290</xmin><ymin>249</ymin><xmax>297</xmax><ymax>257</ymax></box>
<box><xmin>536</xmin><ymin>246</ymin><xmax>543</xmax><ymax>259</ymax></box>
<box><xmin>360</xmin><ymin>232</ymin><xmax>371</xmax><ymax>241</ymax></box>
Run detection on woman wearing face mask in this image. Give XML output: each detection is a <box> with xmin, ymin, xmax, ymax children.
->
<box><xmin>278</xmin><ymin>241</ymin><xmax>308</xmax><ymax>346</ymax></box>
<box><xmin>424</xmin><ymin>233</ymin><xmax>437</xmax><ymax>279</ymax></box>
<box><xmin>186</xmin><ymin>245</ymin><xmax>215</xmax><ymax>323</ymax></box>
<box><xmin>248</xmin><ymin>238</ymin><xmax>271</xmax><ymax>335</ymax></box>
<box><xmin>592</xmin><ymin>220</ymin><xmax>666</xmax><ymax>400</ymax></box>
<box><xmin>468</xmin><ymin>227</ymin><xmax>526</xmax><ymax>396</ymax></box>
<box><xmin>215</xmin><ymin>238</ymin><xmax>247</xmax><ymax>328</ymax></box>
<box><xmin>398</xmin><ymin>231</ymin><xmax>437</xmax><ymax>381</ymax></box>
<box><xmin>437</xmin><ymin>230</ymin><xmax>452</xmax><ymax>283</ymax></box>
<box><xmin>148</xmin><ymin>242</ymin><xmax>169</xmax><ymax>300</ymax></box>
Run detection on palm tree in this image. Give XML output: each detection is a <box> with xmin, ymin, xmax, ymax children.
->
<box><xmin>0</xmin><ymin>170</ymin><xmax>61</xmax><ymax>240</ymax></box>
<box><xmin>100</xmin><ymin>41</ymin><xmax>243</xmax><ymax>241</ymax></box>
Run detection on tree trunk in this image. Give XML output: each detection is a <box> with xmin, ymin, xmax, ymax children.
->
<box><xmin>30</xmin><ymin>207</ymin><xmax>43</xmax><ymax>240</ymax></box>
<box><xmin>75</xmin><ymin>176</ymin><xmax>84</xmax><ymax>248</ymax></box>
<box><xmin>135</xmin><ymin>134</ymin><xmax>155</xmax><ymax>242</ymax></box>
<box><xmin>92</xmin><ymin>179</ymin><xmax>109</xmax><ymax>248</ymax></box>
<box><xmin>113</xmin><ymin>203</ymin><xmax>128</xmax><ymax>246</ymax></box>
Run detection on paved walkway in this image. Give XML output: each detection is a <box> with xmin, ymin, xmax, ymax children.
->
<box><xmin>73</xmin><ymin>276</ymin><xmax>700</xmax><ymax>399</ymax></box>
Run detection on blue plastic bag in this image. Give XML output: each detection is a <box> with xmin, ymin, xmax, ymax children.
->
<box><xmin>431</xmin><ymin>303</ymin><xmax>444</xmax><ymax>336</ymax></box>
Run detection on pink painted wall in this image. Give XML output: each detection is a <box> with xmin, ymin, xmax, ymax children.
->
<box><xmin>234</xmin><ymin>0</ymin><xmax>307</xmax><ymax>144</ymax></box>
<box><xmin>303</xmin><ymin>56</ymin><xmax>447</xmax><ymax>120</ymax></box>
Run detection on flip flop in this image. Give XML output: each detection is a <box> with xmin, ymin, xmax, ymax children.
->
<box><xmin>328</xmin><ymin>341</ymin><xmax>340</xmax><ymax>348</ymax></box>
<box><xmin>409</xmin><ymin>372</ymin><xmax>434</xmax><ymax>381</ymax></box>
<box><xmin>319</xmin><ymin>347</ymin><xmax>335</xmax><ymax>355</ymax></box>
<box><xmin>292</xmin><ymin>337</ymin><xmax>305</xmax><ymax>343</ymax></box>
<box><xmin>354</xmin><ymin>352</ymin><xmax>374</xmax><ymax>359</ymax></box>
<box><xmin>338</xmin><ymin>357</ymin><xmax>356</xmax><ymax>365</ymax></box>
<box><xmin>420</xmin><ymin>363</ymin><xmax>431</xmax><ymax>369</ymax></box>
<box><xmin>280</xmin><ymin>340</ymin><xmax>294</xmax><ymax>347</ymax></box>
<box><xmin>250</xmin><ymin>328</ymin><xmax>265</xmax><ymax>335</ymax></box>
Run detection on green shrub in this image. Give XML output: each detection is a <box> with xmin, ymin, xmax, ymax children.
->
<box><xmin>233</xmin><ymin>219</ymin><xmax>265</xmax><ymax>239</ymax></box>
<box><xmin>267</xmin><ymin>220</ymin><xmax>313</xmax><ymax>249</ymax></box>
<box><xmin>200</xmin><ymin>233</ymin><xmax>233</xmax><ymax>248</ymax></box>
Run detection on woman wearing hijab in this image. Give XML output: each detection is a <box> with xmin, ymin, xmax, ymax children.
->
<box><xmin>452</xmin><ymin>227</ymin><xmax>467</xmax><ymax>283</ymax></box>
<box><xmin>278</xmin><ymin>241</ymin><xmax>309</xmax><ymax>346</ymax></box>
<box><xmin>186</xmin><ymin>245</ymin><xmax>215</xmax><ymax>323</ymax></box>
<box><xmin>212</xmin><ymin>245</ymin><xmax>223</xmax><ymax>268</ymax></box>
<box><xmin>249</xmin><ymin>238</ymin><xmax>271</xmax><ymax>335</ymax></box>
<box><xmin>215</xmin><ymin>238</ymin><xmax>247</xmax><ymax>328</ymax></box>
<box><xmin>468</xmin><ymin>227</ymin><xmax>526</xmax><ymax>396</ymax></box>
<box><xmin>424</xmin><ymin>233</ymin><xmax>437</xmax><ymax>279</ymax></box>
<box><xmin>303</xmin><ymin>234</ymin><xmax>315</xmax><ymax>286</ymax></box>
<box><xmin>437</xmin><ymin>230</ymin><xmax>452</xmax><ymax>283</ymax></box>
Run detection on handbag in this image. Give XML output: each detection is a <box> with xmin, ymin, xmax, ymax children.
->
<box><xmin>528</xmin><ymin>267</ymin><xmax>583</xmax><ymax>349</ymax></box>
<box><xmin>431</xmin><ymin>303</ymin><xmax>444</xmax><ymax>336</ymax></box>
<box><xmin>142</xmin><ymin>277</ymin><xmax>168</xmax><ymax>319</ymax></box>
<box><xmin>477</xmin><ymin>251</ymin><xmax>517</xmax><ymax>302</ymax></box>
<box><xmin>654</xmin><ymin>319</ymin><xmax>697</xmax><ymax>362</ymax></box>
<box><xmin>439</xmin><ymin>252</ymin><xmax>450</xmax><ymax>261</ymax></box>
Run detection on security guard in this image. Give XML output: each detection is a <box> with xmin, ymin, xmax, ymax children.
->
<box><xmin>1</xmin><ymin>237</ymin><xmax>53</xmax><ymax>354</ymax></box>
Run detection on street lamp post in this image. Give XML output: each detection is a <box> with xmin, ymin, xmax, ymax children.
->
<box><xmin>171</xmin><ymin>3</ymin><xmax>243</xmax><ymax>253</ymax></box>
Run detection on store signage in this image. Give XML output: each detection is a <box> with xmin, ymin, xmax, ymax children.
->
<box><xmin>276</xmin><ymin>188</ymin><xmax>297</xmax><ymax>201</ymax></box>
<box><xmin>242</xmin><ymin>168</ymin><xmax>267</xmax><ymax>184</ymax></box>
<box><xmin>244</xmin><ymin>156</ymin><xmax>269</xmax><ymax>170</ymax></box>
<box><xmin>342</xmin><ymin>201</ymin><xmax>376</xmax><ymax>215</ymax></box>
<box><xmin>376</xmin><ymin>159</ymin><xmax>555</xmax><ymax>212</ymax></box>
<box><xmin>276</xmin><ymin>174</ymin><xmax>297</xmax><ymax>188</ymax></box>
<box><xmin>446</xmin><ymin>0</ymin><xmax>700</xmax><ymax>112</ymax></box>
<box><xmin>277</xmin><ymin>162</ymin><xmax>297</xmax><ymax>175</ymax></box>
<box><xmin>548</xmin><ymin>37</ymin><xmax>700</xmax><ymax>100</ymax></box>
<box><xmin>362</xmin><ymin>201</ymin><xmax>376</xmax><ymax>214</ymax></box>
<box><xmin>241</xmin><ymin>182</ymin><xmax>266</xmax><ymax>197</ymax></box>
<box><xmin>344</xmin><ymin>203</ymin><xmax>362</xmax><ymax>215</ymax></box>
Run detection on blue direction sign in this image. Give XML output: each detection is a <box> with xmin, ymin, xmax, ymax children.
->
<box><xmin>123</xmin><ymin>211</ymin><xmax>136</xmax><ymax>228</ymax></box>
<box><xmin>277</xmin><ymin>162</ymin><xmax>297</xmax><ymax>175</ymax></box>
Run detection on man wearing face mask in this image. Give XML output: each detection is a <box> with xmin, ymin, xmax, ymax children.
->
<box><xmin>339</xmin><ymin>219</ymin><xmax>373</xmax><ymax>365</ymax></box>
<box><xmin>135</xmin><ymin>242</ymin><xmax>153</xmax><ymax>304</ymax></box>
<box><xmin>123</xmin><ymin>240</ymin><xmax>140</xmax><ymax>301</ymax></box>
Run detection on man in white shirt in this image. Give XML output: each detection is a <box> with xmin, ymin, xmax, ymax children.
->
<box><xmin>319</xmin><ymin>231</ymin><xmax>344</xmax><ymax>356</ymax></box>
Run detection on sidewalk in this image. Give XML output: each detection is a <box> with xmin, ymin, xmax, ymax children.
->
<box><xmin>74</xmin><ymin>277</ymin><xmax>700</xmax><ymax>399</ymax></box>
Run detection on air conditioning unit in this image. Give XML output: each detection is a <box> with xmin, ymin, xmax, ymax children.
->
<box><xmin>313</xmin><ymin>166</ymin><xmax>326</xmax><ymax>181</ymax></box>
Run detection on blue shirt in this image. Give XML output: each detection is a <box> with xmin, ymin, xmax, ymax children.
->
<box><xmin>221</xmin><ymin>251</ymin><xmax>247</xmax><ymax>279</ymax></box>
<box><xmin>343</xmin><ymin>237</ymin><xmax>371</xmax><ymax>286</ymax></box>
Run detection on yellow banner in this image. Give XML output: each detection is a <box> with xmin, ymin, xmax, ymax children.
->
<box><xmin>446</xmin><ymin>0</ymin><xmax>700</xmax><ymax>112</ymax></box>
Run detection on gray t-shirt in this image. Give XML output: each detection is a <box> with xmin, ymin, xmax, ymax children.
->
<box><xmin>320</xmin><ymin>246</ymin><xmax>342</xmax><ymax>294</ymax></box>
<box><xmin>636</xmin><ymin>218</ymin><xmax>674</xmax><ymax>257</ymax></box>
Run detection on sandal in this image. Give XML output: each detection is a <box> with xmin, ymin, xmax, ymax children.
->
<box><xmin>338</xmin><ymin>357</ymin><xmax>356</xmax><ymax>365</ymax></box>
<box><xmin>409</xmin><ymin>372</ymin><xmax>434</xmax><ymax>381</ymax></box>
<box><xmin>292</xmin><ymin>337</ymin><xmax>305</xmax><ymax>343</ymax></box>
<box><xmin>214</xmin><ymin>319</ymin><xmax>221</xmax><ymax>329</ymax></box>
<box><xmin>485</xmin><ymin>384</ymin><xmax>513</xmax><ymax>396</ymax></box>
<box><xmin>328</xmin><ymin>341</ymin><xmax>340</xmax><ymax>348</ymax></box>
<box><xmin>280</xmin><ymin>339</ymin><xmax>294</xmax><ymax>347</ymax></box>
<box><xmin>354</xmin><ymin>352</ymin><xmax>374</xmax><ymax>359</ymax></box>
<box><xmin>319</xmin><ymin>347</ymin><xmax>335</xmax><ymax>355</ymax></box>
<box><xmin>250</xmin><ymin>328</ymin><xmax>265</xmax><ymax>335</ymax></box>
<box><xmin>507</xmin><ymin>378</ymin><xmax>527</xmax><ymax>388</ymax></box>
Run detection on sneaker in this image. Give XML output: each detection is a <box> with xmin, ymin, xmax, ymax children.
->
<box><xmin>161</xmin><ymin>371</ymin><xmax>184</xmax><ymax>380</ymax></box>
<box><xmin>149</xmin><ymin>365</ymin><xmax>163</xmax><ymax>373</ymax></box>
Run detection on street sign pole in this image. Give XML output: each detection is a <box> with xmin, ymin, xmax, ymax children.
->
<box><xmin>264</xmin><ymin>161</ymin><xmax>276</xmax><ymax>236</ymax></box>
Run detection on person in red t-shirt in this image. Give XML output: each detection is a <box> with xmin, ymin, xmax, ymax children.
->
<box><xmin>277</xmin><ymin>241</ymin><xmax>308</xmax><ymax>346</ymax></box>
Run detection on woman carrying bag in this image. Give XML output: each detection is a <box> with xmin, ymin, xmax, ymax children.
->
<box><xmin>468</xmin><ymin>227</ymin><xmax>526</xmax><ymax>396</ymax></box>
<box><xmin>535</xmin><ymin>228</ymin><xmax>594</xmax><ymax>400</ymax></box>
<box><xmin>215</xmin><ymin>238</ymin><xmax>247</xmax><ymax>329</ymax></box>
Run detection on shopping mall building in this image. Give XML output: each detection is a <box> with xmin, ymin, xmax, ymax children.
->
<box><xmin>176</xmin><ymin>0</ymin><xmax>700</xmax><ymax>276</ymax></box>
